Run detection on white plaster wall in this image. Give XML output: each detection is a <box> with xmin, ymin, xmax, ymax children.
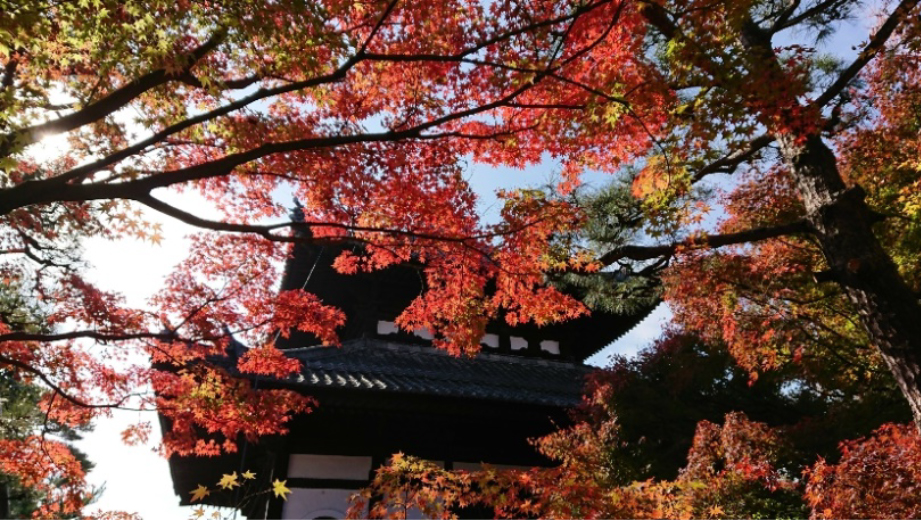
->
<box><xmin>281</xmin><ymin>456</ymin><xmax>444</xmax><ymax>519</ymax></box>
<box><xmin>378</xmin><ymin>320</ymin><xmax>434</xmax><ymax>340</ymax></box>
<box><xmin>287</xmin><ymin>454</ymin><xmax>373</xmax><ymax>480</ymax></box>
<box><xmin>539</xmin><ymin>340</ymin><xmax>560</xmax><ymax>355</ymax></box>
<box><xmin>376</xmin><ymin>320</ymin><xmax>400</xmax><ymax>335</ymax></box>
<box><xmin>481</xmin><ymin>333</ymin><xmax>500</xmax><ymax>348</ymax></box>
<box><xmin>510</xmin><ymin>336</ymin><xmax>528</xmax><ymax>351</ymax></box>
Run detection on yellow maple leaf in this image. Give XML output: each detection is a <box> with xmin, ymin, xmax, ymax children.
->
<box><xmin>217</xmin><ymin>472</ymin><xmax>240</xmax><ymax>490</ymax></box>
<box><xmin>242</xmin><ymin>470</ymin><xmax>257</xmax><ymax>480</ymax></box>
<box><xmin>191</xmin><ymin>507</ymin><xmax>206</xmax><ymax>518</ymax></box>
<box><xmin>272</xmin><ymin>479</ymin><xmax>291</xmax><ymax>500</ymax></box>
<box><xmin>190</xmin><ymin>484</ymin><xmax>210</xmax><ymax>502</ymax></box>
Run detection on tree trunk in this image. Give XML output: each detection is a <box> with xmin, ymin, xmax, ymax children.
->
<box><xmin>0</xmin><ymin>482</ymin><xmax>9</xmax><ymax>519</ymax></box>
<box><xmin>778</xmin><ymin>133</ymin><xmax>921</xmax><ymax>429</ymax></box>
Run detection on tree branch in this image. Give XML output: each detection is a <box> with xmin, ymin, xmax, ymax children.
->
<box><xmin>49</xmin><ymin>67</ymin><xmax>363</xmax><ymax>187</ymax></box>
<box><xmin>597</xmin><ymin>219</ymin><xmax>811</xmax><ymax>266</ymax></box>
<box><xmin>43</xmin><ymin>0</ymin><xmax>614</xmax><ymax>188</ymax></box>
<box><xmin>770</xmin><ymin>0</ymin><xmax>802</xmax><ymax>31</ymax></box>
<box><xmin>0</xmin><ymin>30</ymin><xmax>227</xmax><ymax>154</ymax></box>
<box><xmin>134</xmin><ymin>193</ymin><xmax>560</xmax><ymax>245</ymax></box>
<box><xmin>0</xmin><ymin>354</ymin><xmax>134</xmax><ymax>410</ymax></box>
<box><xmin>361</xmin><ymin>0</ymin><xmax>615</xmax><ymax>65</ymax></box>
<box><xmin>175</xmin><ymin>72</ymin><xmax>262</xmax><ymax>91</ymax></box>
<box><xmin>692</xmin><ymin>134</ymin><xmax>775</xmax><ymax>181</ymax></box>
<box><xmin>771</xmin><ymin>0</ymin><xmax>848</xmax><ymax>33</ymax></box>
<box><xmin>0</xmin><ymin>66</ymin><xmax>551</xmax><ymax>215</ymax></box>
<box><xmin>0</xmin><ymin>330</ymin><xmax>173</xmax><ymax>343</ymax></box>
<box><xmin>356</xmin><ymin>0</ymin><xmax>401</xmax><ymax>56</ymax></box>
<box><xmin>812</xmin><ymin>0</ymin><xmax>920</xmax><ymax>109</ymax></box>
<box><xmin>636</xmin><ymin>0</ymin><xmax>678</xmax><ymax>39</ymax></box>
<box><xmin>1</xmin><ymin>56</ymin><xmax>17</xmax><ymax>92</ymax></box>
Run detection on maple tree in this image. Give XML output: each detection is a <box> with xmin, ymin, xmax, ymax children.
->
<box><xmin>356</xmin><ymin>416</ymin><xmax>921</xmax><ymax>519</ymax></box>
<box><xmin>2</xmin><ymin>0</ymin><xmax>921</xmax><ymax>516</ymax></box>
<box><xmin>184</xmin><ymin>468</ymin><xmax>290</xmax><ymax>520</ymax></box>
<box><xmin>562</xmin><ymin>0</ymin><xmax>921</xmax><ymax>428</ymax></box>
<box><xmin>571</xmin><ymin>332</ymin><xmax>909</xmax><ymax>480</ymax></box>
<box><xmin>0</xmin><ymin>371</ymin><xmax>101</xmax><ymax>519</ymax></box>
<box><xmin>0</xmin><ymin>283</ymin><xmax>103</xmax><ymax>518</ymax></box>
<box><xmin>354</xmin><ymin>335</ymin><xmax>919</xmax><ymax>519</ymax></box>
<box><xmin>2</xmin><ymin>0</ymin><xmax>645</xmax><ymax>513</ymax></box>
<box><xmin>806</xmin><ymin>424</ymin><xmax>921</xmax><ymax>519</ymax></box>
<box><xmin>351</xmin><ymin>409</ymin><xmax>808</xmax><ymax>519</ymax></box>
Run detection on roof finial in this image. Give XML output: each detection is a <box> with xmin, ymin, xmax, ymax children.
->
<box><xmin>290</xmin><ymin>197</ymin><xmax>305</xmax><ymax>223</ymax></box>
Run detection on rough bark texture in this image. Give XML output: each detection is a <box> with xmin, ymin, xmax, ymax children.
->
<box><xmin>779</xmin><ymin>134</ymin><xmax>921</xmax><ymax>429</ymax></box>
<box><xmin>729</xmin><ymin>6</ymin><xmax>921</xmax><ymax>430</ymax></box>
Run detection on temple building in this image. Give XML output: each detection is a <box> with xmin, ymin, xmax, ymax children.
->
<box><xmin>163</xmin><ymin>239</ymin><xmax>650</xmax><ymax>519</ymax></box>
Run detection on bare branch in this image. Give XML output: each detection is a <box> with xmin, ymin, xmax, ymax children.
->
<box><xmin>636</xmin><ymin>0</ymin><xmax>678</xmax><ymax>40</ymax></box>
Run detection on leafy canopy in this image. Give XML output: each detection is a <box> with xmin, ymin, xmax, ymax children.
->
<box><xmin>2</xmin><ymin>0</ymin><xmax>921</xmax><ymax>517</ymax></box>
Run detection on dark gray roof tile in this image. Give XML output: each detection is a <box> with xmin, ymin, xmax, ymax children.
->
<box><xmin>281</xmin><ymin>338</ymin><xmax>594</xmax><ymax>407</ymax></box>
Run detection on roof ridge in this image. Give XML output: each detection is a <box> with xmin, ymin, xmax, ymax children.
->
<box><xmin>284</xmin><ymin>337</ymin><xmax>593</xmax><ymax>370</ymax></box>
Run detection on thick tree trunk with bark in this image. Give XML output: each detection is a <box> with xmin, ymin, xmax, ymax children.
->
<box><xmin>779</xmin><ymin>134</ymin><xmax>921</xmax><ymax>428</ymax></box>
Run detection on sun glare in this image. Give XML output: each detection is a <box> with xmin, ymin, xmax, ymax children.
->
<box><xmin>28</xmin><ymin>132</ymin><xmax>72</xmax><ymax>164</ymax></box>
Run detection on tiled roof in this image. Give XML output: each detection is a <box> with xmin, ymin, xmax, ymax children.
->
<box><xmin>278</xmin><ymin>338</ymin><xmax>594</xmax><ymax>408</ymax></box>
